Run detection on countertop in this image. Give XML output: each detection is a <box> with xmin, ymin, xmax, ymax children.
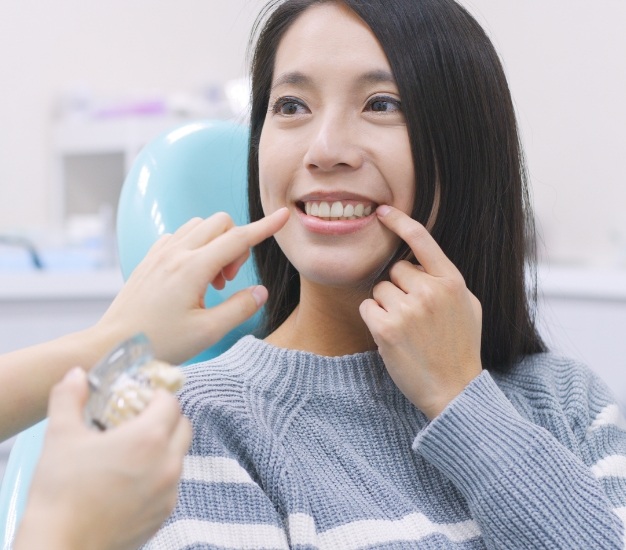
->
<box><xmin>0</xmin><ymin>264</ymin><xmax>624</xmax><ymax>302</ymax></box>
<box><xmin>537</xmin><ymin>264</ymin><xmax>626</xmax><ymax>301</ymax></box>
<box><xmin>0</xmin><ymin>268</ymin><xmax>123</xmax><ymax>301</ymax></box>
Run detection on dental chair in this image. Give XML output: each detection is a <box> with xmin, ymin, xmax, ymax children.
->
<box><xmin>0</xmin><ymin>119</ymin><xmax>253</xmax><ymax>547</ymax></box>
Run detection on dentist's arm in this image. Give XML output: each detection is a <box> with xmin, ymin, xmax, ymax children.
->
<box><xmin>0</xmin><ymin>208</ymin><xmax>289</xmax><ymax>441</ymax></box>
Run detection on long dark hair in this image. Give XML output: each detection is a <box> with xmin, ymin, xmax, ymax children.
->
<box><xmin>247</xmin><ymin>0</ymin><xmax>546</xmax><ymax>371</ymax></box>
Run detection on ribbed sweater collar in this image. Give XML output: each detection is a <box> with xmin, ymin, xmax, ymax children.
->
<box><xmin>215</xmin><ymin>335</ymin><xmax>397</xmax><ymax>397</ymax></box>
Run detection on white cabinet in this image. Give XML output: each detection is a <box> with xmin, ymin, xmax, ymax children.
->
<box><xmin>0</xmin><ymin>269</ymin><xmax>123</xmax><ymax>483</ymax></box>
<box><xmin>51</xmin><ymin>116</ymin><xmax>196</xmax><ymax>225</ymax></box>
<box><xmin>537</xmin><ymin>265</ymin><xmax>626</xmax><ymax>409</ymax></box>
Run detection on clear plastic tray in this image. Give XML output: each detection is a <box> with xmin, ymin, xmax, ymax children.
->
<box><xmin>84</xmin><ymin>333</ymin><xmax>155</xmax><ymax>430</ymax></box>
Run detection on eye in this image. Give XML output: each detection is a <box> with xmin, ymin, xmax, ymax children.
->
<box><xmin>366</xmin><ymin>95</ymin><xmax>402</xmax><ymax>113</ymax></box>
<box><xmin>271</xmin><ymin>96</ymin><xmax>308</xmax><ymax>116</ymax></box>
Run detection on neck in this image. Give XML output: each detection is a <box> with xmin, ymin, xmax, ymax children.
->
<box><xmin>265</xmin><ymin>279</ymin><xmax>376</xmax><ymax>356</ymax></box>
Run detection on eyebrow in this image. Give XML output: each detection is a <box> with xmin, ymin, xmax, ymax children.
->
<box><xmin>270</xmin><ymin>69</ymin><xmax>397</xmax><ymax>92</ymax></box>
<box><xmin>271</xmin><ymin>71</ymin><xmax>311</xmax><ymax>91</ymax></box>
<box><xmin>356</xmin><ymin>69</ymin><xmax>397</xmax><ymax>86</ymax></box>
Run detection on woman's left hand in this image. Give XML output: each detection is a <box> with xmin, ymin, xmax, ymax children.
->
<box><xmin>359</xmin><ymin>205</ymin><xmax>483</xmax><ymax>419</ymax></box>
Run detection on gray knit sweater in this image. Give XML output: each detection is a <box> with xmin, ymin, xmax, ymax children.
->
<box><xmin>146</xmin><ymin>336</ymin><xmax>626</xmax><ymax>549</ymax></box>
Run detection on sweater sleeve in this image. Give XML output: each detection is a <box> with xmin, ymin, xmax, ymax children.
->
<box><xmin>412</xmin><ymin>368</ymin><xmax>626</xmax><ymax>549</ymax></box>
<box><xmin>142</xmin><ymin>396</ymin><xmax>291</xmax><ymax>550</ymax></box>
<box><xmin>143</xmin><ymin>452</ymin><xmax>290</xmax><ymax>550</ymax></box>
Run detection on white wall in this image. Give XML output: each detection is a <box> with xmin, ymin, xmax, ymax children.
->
<box><xmin>458</xmin><ymin>1</ymin><xmax>626</xmax><ymax>266</ymax></box>
<box><xmin>0</xmin><ymin>0</ymin><xmax>265</xmax><ymax>232</ymax></box>
<box><xmin>0</xmin><ymin>1</ymin><xmax>625</xmax><ymax>266</ymax></box>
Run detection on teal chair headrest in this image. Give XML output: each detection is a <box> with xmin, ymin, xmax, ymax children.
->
<box><xmin>117</xmin><ymin>119</ymin><xmax>258</xmax><ymax>363</ymax></box>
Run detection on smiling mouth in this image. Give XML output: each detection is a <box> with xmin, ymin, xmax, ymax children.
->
<box><xmin>298</xmin><ymin>200</ymin><xmax>376</xmax><ymax>221</ymax></box>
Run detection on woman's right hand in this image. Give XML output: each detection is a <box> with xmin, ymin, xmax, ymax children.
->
<box><xmin>94</xmin><ymin>208</ymin><xmax>289</xmax><ymax>364</ymax></box>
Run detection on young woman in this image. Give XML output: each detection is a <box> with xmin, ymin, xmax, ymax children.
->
<box><xmin>146</xmin><ymin>1</ymin><xmax>626</xmax><ymax>548</ymax></box>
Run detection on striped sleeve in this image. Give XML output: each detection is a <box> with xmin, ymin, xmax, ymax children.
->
<box><xmin>144</xmin><ymin>453</ymin><xmax>289</xmax><ymax>550</ymax></box>
<box><xmin>142</xmin><ymin>368</ymin><xmax>292</xmax><ymax>550</ymax></box>
<box><xmin>580</xmin><ymin>370</ymin><xmax>626</xmax><ymax>547</ymax></box>
<box><xmin>413</xmin><ymin>368</ymin><xmax>626</xmax><ymax>549</ymax></box>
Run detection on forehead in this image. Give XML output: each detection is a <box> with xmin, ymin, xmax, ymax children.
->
<box><xmin>272</xmin><ymin>3</ymin><xmax>393</xmax><ymax>84</ymax></box>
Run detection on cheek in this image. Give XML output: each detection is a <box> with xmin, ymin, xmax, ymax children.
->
<box><xmin>258</xmin><ymin>127</ymin><xmax>275</xmax><ymax>213</ymax></box>
<box><xmin>380</xmin><ymin>131</ymin><xmax>415</xmax><ymax>215</ymax></box>
<box><xmin>391</xmin><ymin>166</ymin><xmax>416</xmax><ymax>216</ymax></box>
<box><xmin>258</xmin><ymin>125</ymin><xmax>300</xmax><ymax>212</ymax></box>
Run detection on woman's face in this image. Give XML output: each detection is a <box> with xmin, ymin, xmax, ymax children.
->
<box><xmin>258</xmin><ymin>2</ymin><xmax>415</xmax><ymax>288</ymax></box>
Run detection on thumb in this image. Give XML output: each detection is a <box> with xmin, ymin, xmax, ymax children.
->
<box><xmin>203</xmin><ymin>285</ymin><xmax>268</xmax><ymax>342</ymax></box>
<box><xmin>47</xmin><ymin>367</ymin><xmax>90</xmax><ymax>429</ymax></box>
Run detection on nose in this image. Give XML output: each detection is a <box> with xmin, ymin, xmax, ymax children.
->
<box><xmin>303</xmin><ymin>113</ymin><xmax>363</xmax><ymax>172</ymax></box>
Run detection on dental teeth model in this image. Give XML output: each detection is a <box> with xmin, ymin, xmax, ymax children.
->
<box><xmin>84</xmin><ymin>334</ymin><xmax>185</xmax><ymax>430</ymax></box>
<box><xmin>99</xmin><ymin>360</ymin><xmax>185</xmax><ymax>429</ymax></box>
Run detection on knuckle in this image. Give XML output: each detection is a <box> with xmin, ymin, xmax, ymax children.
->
<box><xmin>179</xmin><ymin>217</ymin><xmax>204</xmax><ymax>233</ymax></box>
<box><xmin>371</xmin><ymin>282</ymin><xmax>385</xmax><ymax>300</ymax></box>
<box><xmin>227</xmin><ymin>225</ymin><xmax>248</xmax><ymax>242</ymax></box>
<box><xmin>389</xmin><ymin>260</ymin><xmax>415</xmax><ymax>282</ymax></box>
<box><xmin>212</xmin><ymin>211</ymin><xmax>233</xmax><ymax>226</ymax></box>
<box><xmin>398</xmin><ymin>300</ymin><xmax>415</xmax><ymax>318</ymax></box>
<box><xmin>388</xmin><ymin>262</ymin><xmax>405</xmax><ymax>281</ymax></box>
<box><xmin>441</xmin><ymin>273</ymin><xmax>467</xmax><ymax>297</ymax></box>
<box><xmin>405</xmin><ymin>224</ymin><xmax>428</xmax><ymax>246</ymax></box>
<box><xmin>160</xmin><ymin>254</ymin><xmax>187</xmax><ymax>275</ymax></box>
<box><xmin>450</xmin><ymin>272</ymin><xmax>467</xmax><ymax>289</ymax></box>
<box><xmin>154</xmin><ymin>233</ymin><xmax>172</xmax><ymax>249</ymax></box>
<box><xmin>375</xmin><ymin>317</ymin><xmax>401</xmax><ymax>345</ymax></box>
<box><xmin>416</xmin><ymin>285</ymin><xmax>437</xmax><ymax>310</ymax></box>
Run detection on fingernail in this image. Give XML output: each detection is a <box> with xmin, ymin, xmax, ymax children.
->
<box><xmin>65</xmin><ymin>367</ymin><xmax>84</xmax><ymax>382</ymax></box>
<box><xmin>251</xmin><ymin>285</ymin><xmax>268</xmax><ymax>307</ymax></box>
<box><xmin>377</xmin><ymin>205</ymin><xmax>392</xmax><ymax>216</ymax></box>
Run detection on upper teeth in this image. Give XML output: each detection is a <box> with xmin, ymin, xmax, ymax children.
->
<box><xmin>304</xmin><ymin>201</ymin><xmax>373</xmax><ymax>220</ymax></box>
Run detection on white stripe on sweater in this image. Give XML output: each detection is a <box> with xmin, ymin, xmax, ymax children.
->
<box><xmin>311</xmin><ymin>512</ymin><xmax>481</xmax><ymax>549</ymax></box>
<box><xmin>588</xmin><ymin>404</ymin><xmax>626</xmax><ymax>435</ymax></box>
<box><xmin>591</xmin><ymin>455</ymin><xmax>626</xmax><ymax>479</ymax></box>
<box><xmin>149</xmin><ymin>512</ymin><xmax>481</xmax><ymax>549</ymax></box>
<box><xmin>183</xmin><ymin>455</ymin><xmax>255</xmax><ymax>484</ymax></box>
<box><xmin>177</xmin><ymin>457</ymin><xmax>481</xmax><ymax>548</ymax></box>
<box><xmin>145</xmin><ymin>519</ymin><xmax>289</xmax><ymax>550</ymax></box>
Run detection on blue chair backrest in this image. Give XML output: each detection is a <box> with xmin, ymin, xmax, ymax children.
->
<box><xmin>0</xmin><ymin>119</ymin><xmax>253</xmax><ymax>545</ymax></box>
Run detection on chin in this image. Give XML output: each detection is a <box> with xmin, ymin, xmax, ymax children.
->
<box><xmin>295</xmin><ymin>258</ymin><xmax>389</xmax><ymax>291</ymax></box>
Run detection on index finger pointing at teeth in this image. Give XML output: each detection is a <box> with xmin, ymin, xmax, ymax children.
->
<box><xmin>203</xmin><ymin>207</ymin><xmax>290</xmax><ymax>272</ymax></box>
<box><xmin>376</xmin><ymin>205</ymin><xmax>455</xmax><ymax>277</ymax></box>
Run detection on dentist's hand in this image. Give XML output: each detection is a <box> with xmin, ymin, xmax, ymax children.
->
<box><xmin>95</xmin><ymin>208</ymin><xmax>290</xmax><ymax>364</ymax></box>
<box><xmin>359</xmin><ymin>206</ymin><xmax>482</xmax><ymax>419</ymax></box>
<box><xmin>15</xmin><ymin>368</ymin><xmax>191</xmax><ymax>550</ymax></box>
<box><xmin>0</xmin><ymin>209</ymin><xmax>289</xmax><ymax>441</ymax></box>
